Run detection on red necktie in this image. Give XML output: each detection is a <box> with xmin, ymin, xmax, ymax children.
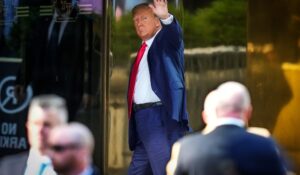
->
<box><xmin>128</xmin><ymin>42</ymin><xmax>147</xmax><ymax>118</ymax></box>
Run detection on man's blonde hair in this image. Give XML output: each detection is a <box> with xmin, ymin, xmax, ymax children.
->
<box><xmin>132</xmin><ymin>3</ymin><xmax>151</xmax><ymax>16</ymax></box>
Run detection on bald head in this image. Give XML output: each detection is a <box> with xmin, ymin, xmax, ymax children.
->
<box><xmin>48</xmin><ymin>123</ymin><xmax>95</xmax><ymax>174</ymax></box>
<box><xmin>49</xmin><ymin>122</ymin><xmax>95</xmax><ymax>156</ymax></box>
<box><xmin>216</xmin><ymin>81</ymin><xmax>252</xmax><ymax>121</ymax></box>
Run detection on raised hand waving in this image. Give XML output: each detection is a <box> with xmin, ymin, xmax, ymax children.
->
<box><xmin>149</xmin><ymin>0</ymin><xmax>169</xmax><ymax>19</ymax></box>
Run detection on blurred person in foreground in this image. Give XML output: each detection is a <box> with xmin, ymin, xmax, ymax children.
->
<box><xmin>0</xmin><ymin>94</ymin><xmax>68</xmax><ymax>175</ymax></box>
<box><xmin>201</xmin><ymin>90</ymin><xmax>271</xmax><ymax>136</ymax></box>
<box><xmin>47</xmin><ymin>122</ymin><xmax>100</xmax><ymax>175</ymax></box>
<box><xmin>168</xmin><ymin>81</ymin><xmax>288</xmax><ymax>175</ymax></box>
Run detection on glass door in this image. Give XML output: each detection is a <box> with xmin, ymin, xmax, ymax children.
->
<box><xmin>0</xmin><ymin>0</ymin><xmax>107</xmax><ymax>172</ymax></box>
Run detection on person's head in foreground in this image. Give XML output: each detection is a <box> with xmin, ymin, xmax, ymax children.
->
<box><xmin>27</xmin><ymin>94</ymin><xmax>68</xmax><ymax>155</ymax></box>
<box><xmin>202</xmin><ymin>84</ymin><xmax>271</xmax><ymax>137</ymax></box>
<box><xmin>215</xmin><ymin>81</ymin><xmax>252</xmax><ymax>125</ymax></box>
<box><xmin>48</xmin><ymin>122</ymin><xmax>95</xmax><ymax>175</ymax></box>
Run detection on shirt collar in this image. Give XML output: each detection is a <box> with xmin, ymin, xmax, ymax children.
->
<box><xmin>144</xmin><ymin>28</ymin><xmax>161</xmax><ymax>48</ymax></box>
<box><xmin>215</xmin><ymin>118</ymin><xmax>245</xmax><ymax>128</ymax></box>
<box><xmin>79</xmin><ymin>165</ymin><xmax>93</xmax><ymax>175</ymax></box>
<box><xmin>27</xmin><ymin>148</ymin><xmax>51</xmax><ymax>165</ymax></box>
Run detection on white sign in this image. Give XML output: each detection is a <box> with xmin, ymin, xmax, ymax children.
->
<box><xmin>0</xmin><ymin>76</ymin><xmax>32</xmax><ymax>114</ymax></box>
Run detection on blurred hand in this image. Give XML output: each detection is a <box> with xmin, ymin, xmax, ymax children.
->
<box><xmin>149</xmin><ymin>0</ymin><xmax>169</xmax><ymax>19</ymax></box>
<box><xmin>14</xmin><ymin>84</ymin><xmax>25</xmax><ymax>101</ymax></box>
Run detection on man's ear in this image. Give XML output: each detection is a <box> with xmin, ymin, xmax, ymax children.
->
<box><xmin>245</xmin><ymin>105</ymin><xmax>253</xmax><ymax>121</ymax></box>
<box><xmin>155</xmin><ymin>18</ymin><xmax>162</xmax><ymax>28</ymax></box>
<box><xmin>202</xmin><ymin>111</ymin><xmax>208</xmax><ymax>124</ymax></box>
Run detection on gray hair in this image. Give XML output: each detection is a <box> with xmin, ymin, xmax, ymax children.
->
<box><xmin>28</xmin><ymin>94</ymin><xmax>68</xmax><ymax>123</ymax></box>
<box><xmin>68</xmin><ymin>122</ymin><xmax>95</xmax><ymax>154</ymax></box>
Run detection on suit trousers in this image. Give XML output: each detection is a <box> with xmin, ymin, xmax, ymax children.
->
<box><xmin>128</xmin><ymin>105</ymin><xmax>185</xmax><ymax>175</ymax></box>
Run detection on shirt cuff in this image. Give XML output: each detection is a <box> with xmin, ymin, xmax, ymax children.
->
<box><xmin>160</xmin><ymin>14</ymin><xmax>174</xmax><ymax>25</ymax></box>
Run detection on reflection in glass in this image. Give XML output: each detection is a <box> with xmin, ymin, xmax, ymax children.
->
<box><xmin>248</xmin><ymin>0</ymin><xmax>300</xmax><ymax>173</ymax></box>
<box><xmin>0</xmin><ymin>0</ymin><xmax>104</xmax><ymax>171</ymax></box>
<box><xmin>14</xmin><ymin>0</ymin><xmax>96</xmax><ymax>121</ymax></box>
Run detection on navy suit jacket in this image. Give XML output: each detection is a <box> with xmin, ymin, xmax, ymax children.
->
<box><xmin>174</xmin><ymin>125</ymin><xmax>287</xmax><ymax>175</ymax></box>
<box><xmin>128</xmin><ymin>17</ymin><xmax>189</xmax><ymax>150</ymax></box>
<box><xmin>0</xmin><ymin>151</ymin><xmax>28</xmax><ymax>175</ymax></box>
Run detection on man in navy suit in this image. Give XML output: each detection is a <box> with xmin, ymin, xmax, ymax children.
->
<box><xmin>171</xmin><ymin>81</ymin><xmax>287</xmax><ymax>175</ymax></box>
<box><xmin>127</xmin><ymin>0</ymin><xmax>189</xmax><ymax>174</ymax></box>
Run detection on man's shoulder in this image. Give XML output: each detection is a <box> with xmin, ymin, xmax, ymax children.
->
<box><xmin>177</xmin><ymin>132</ymin><xmax>205</xmax><ymax>146</ymax></box>
<box><xmin>229</xmin><ymin>132</ymin><xmax>286</xmax><ymax>174</ymax></box>
<box><xmin>240</xmin><ymin>129</ymin><xmax>276</xmax><ymax>144</ymax></box>
<box><xmin>0</xmin><ymin>151</ymin><xmax>29</xmax><ymax>164</ymax></box>
<box><xmin>228</xmin><ymin>130</ymin><xmax>281</xmax><ymax>156</ymax></box>
<box><xmin>91</xmin><ymin>165</ymin><xmax>101</xmax><ymax>175</ymax></box>
<box><xmin>0</xmin><ymin>151</ymin><xmax>28</xmax><ymax>174</ymax></box>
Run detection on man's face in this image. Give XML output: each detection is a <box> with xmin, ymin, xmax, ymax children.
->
<box><xmin>26</xmin><ymin>107</ymin><xmax>60</xmax><ymax>152</ymax></box>
<box><xmin>133</xmin><ymin>8</ymin><xmax>161</xmax><ymax>41</ymax></box>
<box><xmin>48</xmin><ymin>131</ymin><xmax>82</xmax><ymax>174</ymax></box>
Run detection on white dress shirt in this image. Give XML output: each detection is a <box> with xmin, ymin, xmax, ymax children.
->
<box><xmin>79</xmin><ymin>165</ymin><xmax>93</xmax><ymax>175</ymax></box>
<box><xmin>216</xmin><ymin>118</ymin><xmax>246</xmax><ymax>128</ymax></box>
<box><xmin>133</xmin><ymin>14</ymin><xmax>174</xmax><ymax>104</ymax></box>
<box><xmin>24</xmin><ymin>149</ymin><xmax>56</xmax><ymax>175</ymax></box>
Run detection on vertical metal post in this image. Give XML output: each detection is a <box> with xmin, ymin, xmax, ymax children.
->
<box><xmin>99</xmin><ymin>0</ymin><xmax>111</xmax><ymax>174</ymax></box>
<box><xmin>175</xmin><ymin>0</ymin><xmax>179</xmax><ymax>8</ymax></box>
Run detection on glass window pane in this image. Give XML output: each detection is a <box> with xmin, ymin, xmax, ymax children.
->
<box><xmin>0</xmin><ymin>0</ymin><xmax>105</xmax><ymax>172</ymax></box>
<box><xmin>248</xmin><ymin>0</ymin><xmax>300</xmax><ymax>172</ymax></box>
